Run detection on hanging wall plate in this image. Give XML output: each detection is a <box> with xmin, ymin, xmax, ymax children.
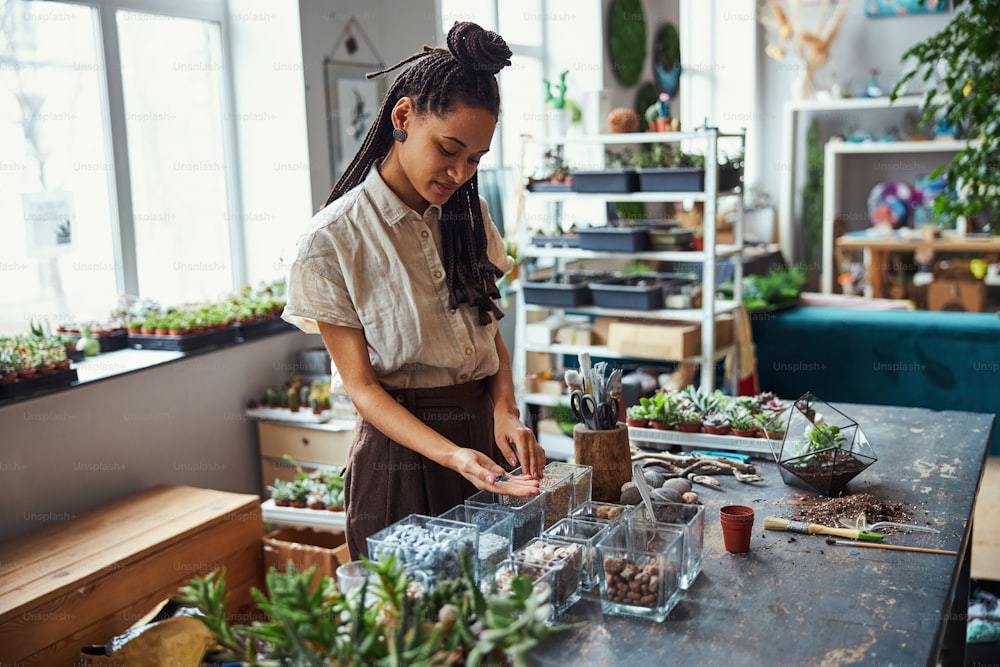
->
<box><xmin>608</xmin><ymin>0</ymin><xmax>647</xmax><ymax>86</ymax></box>
<box><xmin>653</xmin><ymin>23</ymin><xmax>681</xmax><ymax>98</ymax></box>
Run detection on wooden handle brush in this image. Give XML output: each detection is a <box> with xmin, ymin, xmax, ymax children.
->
<box><xmin>764</xmin><ymin>516</ymin><xmax>884</xmax><ymax>542</ymax></box>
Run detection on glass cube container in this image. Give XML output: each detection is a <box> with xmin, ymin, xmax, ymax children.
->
<box><xmin>543</xmin><ymin>461</ymin><xmax>594</xmax><ymax>514</ymax></box>
<box><xmin>438</xmin><ymin>504</ymin><xmax>514</xmax><ymax>582</ymax></box>
<box><xmin>488</xmin><ymin>558</ymin><xmax>557</xmax><ymax>624</ymax></box>
<box><xmin>597</xmin><ymin>520</ymin><xmax>684</xmax><ymax>623</ymax></box>
<box><xmin>366</xmin><ymin>514</ymin><xmax>477</xmax><ymax>589</ymax></box>
<box><xmin>506</xmin><ymin>465</ymin><xmax>575</xmax><ymax>531</ymax></box>
<box><xmin>571</xmin><ymin>500</ymin><xmax>636</xmax><ymax>526</ymax></box>
<box><xmin>632</xmin><ymin>500</ymin><xmax>705</xmax><ymax>590</ymax></box>
<box><xmin>466</xmin><ymin>489</ymin><xmax>546</xmax><ymax>551</ymax></box>
<box><xmin>513</xmin><ymin>537</ymin><xmax>583</xmax><ymax>614</ymax></box>
<box><xmin>542</xmin><ymin>516</ymin><xmax>610</xmax><ymax>591</ymax></box>
<box><xmin>769</xmin><ymin>392</ymin><xmax>878</xmax><ymax>497</ymax></box>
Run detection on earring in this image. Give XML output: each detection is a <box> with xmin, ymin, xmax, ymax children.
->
<box><xmin>392</xmin><ymin>127</ymin><xmax>407</xmax><ymax>143</ymax></box>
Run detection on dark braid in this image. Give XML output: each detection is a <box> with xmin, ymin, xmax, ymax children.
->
<box><xmin>326</xmin><ymin>22</ymin><xmax>511</xmax><ymax>325</ymax></box>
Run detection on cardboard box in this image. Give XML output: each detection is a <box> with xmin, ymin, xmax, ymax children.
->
<box><xmin>262</xmin><ymin>527</ymin><xmax>349</xmax><ymax>587</ymax></box>
<box><xmin>0</xmin><ymin>485</ymin><xmax>263</xmax><ymax>666</ymax></box>
<box><xmin>606</xmin><ymin>316</ymin><xmax>734</xmax><ymax>361</ymax></box>
<box><xmin>555</xmin><ymin>323</ymin><xmax>593</xmax><ymax>346</ymax></box>
<box><xmin>926</xmin><ymin>280</ymin><xmax>985</xmax><ymax>312</ymax></box>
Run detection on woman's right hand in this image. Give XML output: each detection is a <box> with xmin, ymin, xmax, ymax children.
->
<box><xmin>450</xmin><ymin>447</ymin><xmax>540</xmax><ymax>497</ymax></box>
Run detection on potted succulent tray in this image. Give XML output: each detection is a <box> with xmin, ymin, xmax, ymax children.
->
<box><xmin>646</xmin><ymin>224</ymin><xmax>694</xmax><ymax>251</ymax></box>
<box><xmin>521</xmin><ymin>272</ymin><xmax>609</xmax><ymax>308</ymax></box>
<box><xmin>62</xmin><ymin>327</ymin><xmax>130</xmax><ymax>353</ymax></box>
<box><xmin>569</xmin><ymin>169</ymin><xmax>639</xmax><ymax>194</ymax></box>
<box><xmin>636</xmin><ymin>165</ymin><xmax>742</xmax><ymax>193</ymax></box>
<box><xmin>588</xmin><ymin>274</ymin><xmax>667</xmax><ymax>310</ymax></box>
<box><xmin>576</xmin><ymin>227</ymin><xmax>651</xmax><ymax>253</ymax></box>
<box><xmin>232</xmin><ymin>317</ymin><xmax>296</xmax><ymax>342</ymax></box>
<box><xmin>0</xmin><ymin>367</ymin><xmax>79</xmax><ymax>400</ymax></box>
<box><xmin>129</xmin><ymin>327</ymin><xmax>237</xmax><ymax>352</ymax></box>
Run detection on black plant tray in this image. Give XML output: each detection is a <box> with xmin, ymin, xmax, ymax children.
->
<box><xmin>577</xmin><ymin>227</ymin><xmax>650</xmax><ymax>252</ymax></box>
<box><xmin>637</xmin><ymin>166</ymin><xmax>742</xmax><ymax>193</ymax></box>
<box><xmin>129</xmin><ymin>327</ymin><xmax>237</xmax><ymax>352</ymax></box>
<box><xmin>232</xmin><ymin>317</ymin><xmax>296</xmax><ymax>342</ymax></box>
<box><xmin>65</xmin><ymin>328</ymin><xmax>130</xmax><ymax>353</ymax></box>
<box><xmin>589</xmin><ymin>274</ymin><xmax>666</xmax><ymax>310</ymax></box>
<box><xmin>0</xmin><ymin>368</ymin><xmax>78</xmax><ymax>400</ymax></box>
<box><xmin>527</xmin><ymin>180</ymin><xmax>573</xmax><ymax>193</ymax></box>
<box><xmin>522</xmin><ymin>276</ymin><xmax>594</xmax><ymax>308</ymax></box>
<box><xmin>569</xmin><ymin>169</ymin><xmax>639</xmax><ymax>194</ymax></box>
<box><xmin>531</xmin><ymin>234</ymin><xmax>580</xmax><ymax>248</ymax></box>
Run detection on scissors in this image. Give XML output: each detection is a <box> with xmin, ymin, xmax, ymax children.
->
<box><xmin>571</xmin><ymin>390</ymin><xmax>619</xmax><ymax>430</ymax></box>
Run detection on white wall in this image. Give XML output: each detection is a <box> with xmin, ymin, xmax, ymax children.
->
<box><xmin>0</xmin><ymin>330</ymin><xmax>317</xmax><ymax>542</ymax></box>
<box><xmin>298</xmin><ymin>0</ymin><xmax>439</xmax><ymax>212</ymax></box>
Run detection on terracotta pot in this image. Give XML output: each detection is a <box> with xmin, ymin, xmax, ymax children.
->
<box><xmin>17</xmin><ymin>368</ymin><xmax>37</xmax><ymax>380</ymax></box>
<box><xmin>677</xmin><ymin>423</ymin><xmax>702</xmax><ymax>433</ymax></box>
<box><xmin>704</xmin><ymin>425</ymin><xmax>730</xmax><ymax>436</ymax></box>
<box><xmin>0</xmin><ymin>373</ymin><xmax>16</xmax><ymax>384</ymax></box>
<box><xmin>38</xmin><ymin>364</ymin><xmax>55</xmax><ymax>375</ymax></box>
<box><xmin>650</xmin><ymin>421</ymin><xmax>674</xmax><ymax>430</ymax></box>
<box><xmin>720</xmin><ymin>505</ymin><xmax>755</xmax><ymax>553</ymax></box>
<box><xmin>626</xmin><ymin>417</ymin><xmax>650</xmax><ymax>428</ymax></box>
<box><xmin>731</xmin><ymin>428</ymin><xmax>757</xmax><ymax>438</ymax></box>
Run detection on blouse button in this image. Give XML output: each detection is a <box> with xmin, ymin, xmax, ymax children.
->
<box><xmin>459</xmin><ymin>373</ymin><xmax>469</xmax><ymax>380</ymax></box>
<box><xmin>464</xmin><ymin>347</ymin><xmax>473</xmax><ymax>356</ymax></box>
<box><xmin>434</xmin><ymin>270</ymin><xmax>443</xmax><ymax>280</ymax></box>
<box><xmin>450</xmin><ymin>309</ymin><xmax>457</xmax><ymax>314</ymax></box>
<box><xmin>420</xmin><ymin>230</ymin><xmax>429</xmax><ymax>239</ymax></box>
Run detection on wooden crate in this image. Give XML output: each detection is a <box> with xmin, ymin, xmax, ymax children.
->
<box><xmin>0</xmin><ymin>485</ymin><xmax>264</xmax><ymax>666</ymax></box>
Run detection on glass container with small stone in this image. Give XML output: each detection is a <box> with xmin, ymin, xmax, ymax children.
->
<box><xmin>366</xmin><ymin>514</ymin><xmax>477</xmax><ymax>590</ymax></box>
<box><xmin>572</xmin><ymin>500</ymin><xmax>636</xmax><ymax>527</ymax></box>
<box><xmin>543</xmin><ymin>461</ymin><xmax>594</xmax><ymax>515</ymax></box>
<box><xmin>513</xmin><ymin>537</ymin><xmax>583</xmax><ymax>614</ymax></box>
<box><xmin>508</xmin><ymin>464</ymin><xmax>575</xmax><ymax>530</ymax></box>
<box><xmin>633</xmin><ymin>499</ymin><xmax>705</xmax><ymax>590</ymax></box>
<box><xmin>438</xmin><ymin>504</ymin><xmax>514</xmax><ymax>583</ymax></box>
<box><xmin>488</xmin><ymin>557</ymin><xmax>558</xmax><ymax>624</ymax></box>
<box><xmin>596</xmin><ymin>520</ymin><xmax>684</xmax><ymax>623</ymax></box>
<box><xmin>466</xmin><ymin>487</ymin><xmax>547</xmax><ymax>551</ymax></box>
<box><xmin>542</xmin><ymin>516</ymin><xmax>610</xmax><ymax>591</ymax></box>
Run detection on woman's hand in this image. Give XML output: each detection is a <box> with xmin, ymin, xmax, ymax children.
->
<box><xmin>494</xmin><ymin>411</ymin><xmax>547</xmax><ymax>479</ymax></box>
<box><xmin>450</xmin><ymin>447</ymin><xmax>540</xmax><ymax>497</ymax></box>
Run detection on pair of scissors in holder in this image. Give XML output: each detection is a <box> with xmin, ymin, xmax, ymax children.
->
<box><xmin>571</xmin><ymin>390</ymin><xmax>619</xmax><ymax>430</ymax></box>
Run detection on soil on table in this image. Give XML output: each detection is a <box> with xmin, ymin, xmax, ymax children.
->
<box><xmin>780</xmin><ymin>453</ymin><xmax>871</xmax><ymax>496</ymax></box>
<box><xmin>791</xmin><ymin>492</ymin><xmax>918</xmax><ymax>531</ymax></box>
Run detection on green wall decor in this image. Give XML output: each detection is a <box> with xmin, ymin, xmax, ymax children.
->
<box><xmin>608</xmin><ymin>0</ymin><xmax>647</xmax><ymax>86</ymax></box>
<box><xmin>653</xmin><ymin>22</ymin><xmax>681</xmax><ymax>97</ymax></box>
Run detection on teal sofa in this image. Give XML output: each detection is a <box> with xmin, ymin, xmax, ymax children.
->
<box><xmin>751</xmin><ymin>307</ymin><xmax>1000</xmax><ymax>456</ymax></box>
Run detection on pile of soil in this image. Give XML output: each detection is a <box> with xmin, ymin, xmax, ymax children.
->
<box><xmin>791</xmin><ymin>492</ymin><xmax>913</xmax><ymax>528</ymax></box>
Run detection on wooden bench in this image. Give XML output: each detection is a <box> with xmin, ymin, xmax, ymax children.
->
<box><xmin>0</xmin><ymin>485</ymin><xmax>263</xmax><ymax>666</ymax></box>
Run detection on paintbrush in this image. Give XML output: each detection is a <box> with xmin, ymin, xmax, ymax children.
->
<box><xmin>764</xmin><ymin>516</ymin><xmax>883</xmax><ymax>542</ymax></box>
<box><xmin>824</xmin><ymin>538</ymin><xmax>957</xmax><ymax>556</ymax></box>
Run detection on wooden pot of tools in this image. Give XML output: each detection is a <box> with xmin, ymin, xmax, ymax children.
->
<box><xmin>573</xmin><ymin>422</ymin><xmax>631</xmax><ymax>502</ymax></box>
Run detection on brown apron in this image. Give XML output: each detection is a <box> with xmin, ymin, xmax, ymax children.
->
<box><xmin>343</xmin><ymin>379</ymin><xmax>500</xmax><ymax>559</ymax></box>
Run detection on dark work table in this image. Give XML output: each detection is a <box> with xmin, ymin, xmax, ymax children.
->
<box><xmin>532</xmin><ymin>403</ymin><xmax>995</xmax><ymax>667</ymax></box>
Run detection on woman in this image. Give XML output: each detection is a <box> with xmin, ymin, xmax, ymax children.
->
<box><xmin>282</xmin><ymin>22</ymin><xmax>545</xmax><ymax>559</ymax></box>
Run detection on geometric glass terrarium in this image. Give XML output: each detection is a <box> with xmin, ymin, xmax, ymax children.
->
<box><xmin>768</xmin><ymin>392</ymin><xmax>878</xmax><ymax>497</ymax></box>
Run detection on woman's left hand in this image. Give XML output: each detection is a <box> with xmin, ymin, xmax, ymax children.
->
<box><xmin>494</xmin><ymin>411</ymin><xmax>546</xmax><ymax>478</ymax></box>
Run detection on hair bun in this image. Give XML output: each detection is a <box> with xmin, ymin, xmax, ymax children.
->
<box><xmin>446</xmin><ymin>21</ymin><xmax>512</xmax><ymax>75</ymax></box>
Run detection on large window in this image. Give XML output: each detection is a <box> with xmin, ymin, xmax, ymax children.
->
<box><xmin>0</xmin><ymin>0</ymin><xmax>241</xmax><ymax>333</ymax></box>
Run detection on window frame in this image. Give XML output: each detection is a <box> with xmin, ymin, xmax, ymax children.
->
<box><xmin>51</xmin><ymin>0</ymin><xmax>247</xmax><ymax>298</ymax></box>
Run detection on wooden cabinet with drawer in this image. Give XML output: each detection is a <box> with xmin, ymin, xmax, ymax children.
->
<box><xmin>256</xmin><ymin>419</ymin><xmax>355</xmax><ymax>493</ymax></box>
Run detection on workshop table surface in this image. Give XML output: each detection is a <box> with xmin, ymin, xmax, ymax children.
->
<box><xmin>532</xmin><ymin>403</ymin><xmax>995</xmax><ymax>667</ymax></box>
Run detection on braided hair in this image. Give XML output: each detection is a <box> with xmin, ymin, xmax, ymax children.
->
<box><xmin>326</xmin><ymin>22</ymin><xmax>512</xmax><ymax>325</ymax></box>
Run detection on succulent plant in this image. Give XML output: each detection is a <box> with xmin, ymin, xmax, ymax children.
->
<box><xmin>174</xmin><ymin>552</ymin><xmax>576</xmax><ymax>665</ymax></box>
<box><xmin>268</xmin><ymin>479</ymin><xmax>292</xmax><ymax>505</ymax></box>
<box><xmin>728</xmin><ymin>407</ymin><xmax>757</xmax><ymax>432</ymax></box>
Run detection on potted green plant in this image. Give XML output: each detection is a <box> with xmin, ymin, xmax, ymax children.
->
<box><xmin>677</xmin><ymin>407</ymin><xmax>702</xmax><ymax>433</ymax></box>
<box><xmin>174</xmin><ymin>553</ymin><xmax>572</xmax><ymax>665</ymax></box>
<box><xmin>727</xmin><ymin>407</ymin><xmax>757</xmax><ymax>438</ymax></box>
<box><xmin>0</xmin><ymin>345</ymin><xmax>18</xmax><ymax>383</ymax></box>
<box><xmin>625</xmin><ymin>403</ymin><xmax>650</xmax><ymax>428</ymax></box>
<box><xmin>701</xmin><ymin>411</ymin><xmax>730</xmax><ymax>436</ymax></box>
<box><xmin>894</xmin><ymin>0</ymin><xmax>1000</xmax><ymax>232</ymax></box>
